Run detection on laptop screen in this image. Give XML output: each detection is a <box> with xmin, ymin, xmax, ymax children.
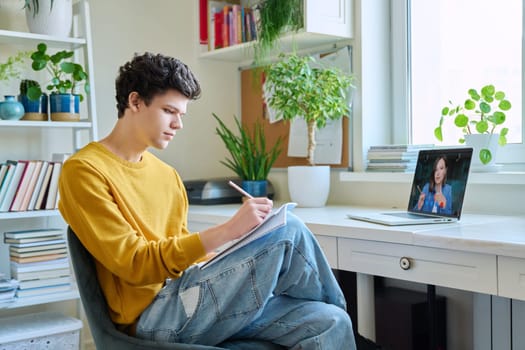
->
<box><xmin>407</xmin><ymin>148</ymin><xmax>473</xmax><ymax>219</ymax></box>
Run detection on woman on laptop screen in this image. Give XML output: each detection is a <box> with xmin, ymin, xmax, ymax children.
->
<box><xmin>414</xmin><ymin>155</ymin><xmax>452</xmax><ymax>215</ymax></box>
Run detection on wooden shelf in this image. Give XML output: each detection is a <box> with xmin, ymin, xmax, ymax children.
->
<box><xmin>0</xmin><ymin>29</ymin><xmax>86</xmax><ymax>49</ymax></box>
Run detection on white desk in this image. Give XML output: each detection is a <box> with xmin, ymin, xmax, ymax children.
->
<box><xmin>188</xmin><ymin>204</ymin><xmax>525</xmax><ymax>339</ymax></box>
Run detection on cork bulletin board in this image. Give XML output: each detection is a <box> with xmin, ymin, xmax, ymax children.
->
<box><xmin>240</xmin><ymin>67</ymin><xmax>350</xmax><ymax>168</ymax></box>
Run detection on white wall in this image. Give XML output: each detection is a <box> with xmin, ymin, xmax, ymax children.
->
<box><xmin>89</xmin><ymin>0</ymin><xmax>242</xmax><ymax>180</ymax></box>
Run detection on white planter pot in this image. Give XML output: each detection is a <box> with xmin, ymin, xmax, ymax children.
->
<box><xmin>25</xmin><ymin>0</ymin><xmax>72</xmax><ymax>37</ymax></box>
<box><xmin>464</xmin><ymin>133</ymin><xmax>500</xmax><ymax>170</ymax></box>
<box><xmin>288</xmin><ymin>165</ymin><xmax>330</xmax><ymax>207</ymax></box>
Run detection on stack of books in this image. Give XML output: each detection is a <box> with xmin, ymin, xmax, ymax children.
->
<box><xmin>0</xmin><ymin>273</ymin><xmax>18</xmax><ymax>307</ymax></box>
<box><xmin>366</xmin><ymin>144</ymin><xmax>434</xmax><ymax>172</ymax></box>
<box><xmin>4</xmin><ymin>228</ymin><xmax>72</xmax><ymax>298</ymax></box>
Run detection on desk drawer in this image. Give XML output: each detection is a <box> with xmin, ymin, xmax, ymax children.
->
<box><xmin>498</xmin><ymin>256</ymin><xmax>525</xmax><ymax>300</ymax></box>
<box><xmin>338</xmin><ymin>238</ymin><xmax>497</xmax><ymax>294</ymax></box>
<box><xmin>315</xmin><ymin>235</ymin><xmax>337</xmax><ymax>269</ymax></box>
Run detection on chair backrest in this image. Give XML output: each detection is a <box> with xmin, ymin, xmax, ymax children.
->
<box><xmin>67</xmin><ymin>227</ymin><xmax>221</xmax><ymax>350</ymax></box>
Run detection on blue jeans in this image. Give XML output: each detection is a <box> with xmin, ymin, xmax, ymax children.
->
<box><xmin>135</xmin><ymin>213</ymin><xmax>357</xmax><ymax>349</ymax></box>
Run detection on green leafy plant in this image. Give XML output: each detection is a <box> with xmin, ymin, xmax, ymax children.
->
<box><xmin>0</xmin><ymin>51</ymin><xmax>30</xmax><ymax>85</ymax></box>
<box><xmin>253</xmin><ymin>0</ymin><xmax>303</xmax><ymax>66</ymax></box>
<box><xmin>264</xmin><ymin>53</ymin><xmax>355</xmax><ymax>166</ymax></box>
<box><xmin>23</xmin><ymin>0</ymin><xmax>55</xmax><ymax>17</ymax></box>
<box><xmin>213</xmin><ymin>113</ymin><xmax>282</xmax><ymax>181</ymax></box>
<box><xmin>28</xmin><ymin>42</ymin><xmax>90</xmax><ymax>101</ymax></box>
<box><xmin>434</xmin><ymin>84</ymin><xmax>511</xmax><ymax>164</ymax></box>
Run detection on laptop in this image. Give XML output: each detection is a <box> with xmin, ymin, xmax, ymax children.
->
<box><xmin>347</xmin><ymin>147</ymin><xmax>473</xmax><ymax>226</ymax></box>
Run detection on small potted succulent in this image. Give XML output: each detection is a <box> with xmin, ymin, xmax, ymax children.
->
<box><xmin>213</xmin><ymin>113</ymin><xmax>282</xmax><ymax>197</ymax></box>
<box><xmin>434</xmin><ymin>84</ymin><xmax>511</xmax><ymax>167</ymax></box>
<box><xmin>18</xmin><ymin>79</ymin><xmax>48</xmax><ymax>121</ymax></box>
<box><xmin>23</xmin><ymin>0</ymin><xmax>73</xmax><ymax>37</ymax></box>
<box><xmin>264</xmin><ymin>52</ymin><xmax>355</xmax><ymax>206</ymax></box>
<box><xmin>28</xmin><ymin>42</ymin><xmax>89</xmax><ymax>121</ymax></box>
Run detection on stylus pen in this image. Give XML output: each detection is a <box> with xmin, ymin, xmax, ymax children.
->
<box><xmin>228</xmin><ymin>180</ymin><xmax>254</xmax><ymax>199</ymax></box>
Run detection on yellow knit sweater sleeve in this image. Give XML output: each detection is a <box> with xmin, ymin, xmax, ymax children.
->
<box><xmin>58</xmin><ymin>142</ymin><xmax>206</xmax><ymax>326</ymax></box>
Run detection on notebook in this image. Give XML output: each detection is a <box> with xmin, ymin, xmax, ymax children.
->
<box><xmin>347</xmin><ymin>147</ymin><xmax>473</xmax><ymax>226</ymax></box>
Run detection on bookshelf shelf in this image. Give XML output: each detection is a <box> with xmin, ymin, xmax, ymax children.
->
<box><xmin>200</xmin><ymin>30</ymin><xmax>353</xmax><ymax>64</ymax></box>
<box><xmin>1</xmin><ymin>290</ymin><xmax>79</xmax><ymax>310</ymax></box>
<box><xmin>0</xmin><ymin>29</ymin><xmax>86</xmax><ymax>49</ymax></box>
<box><xmin>200</xmin><ymin>0</ymin><xmax>354</xmax><ymax>65</ymax></box>
<box><xmin>0</xmin><ymin>120</ymin><xmax>92</xmax><ymax>129</ymax></box>
<box><xmin>0</xmin><ymin>210</ymin><xmax>60</xmax><ymax>220</ymax></box>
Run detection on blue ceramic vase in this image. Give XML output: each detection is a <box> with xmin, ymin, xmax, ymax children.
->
<box><xmin>0</xmin><ymin>95</ymin><xmax>25</xmax><ymax>120</ymax></box>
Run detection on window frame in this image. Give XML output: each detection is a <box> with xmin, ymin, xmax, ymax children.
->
<box><xmin>391</xmin><ymin>0</ymin><xmax>525</xmax><ymax>167</ymax></box>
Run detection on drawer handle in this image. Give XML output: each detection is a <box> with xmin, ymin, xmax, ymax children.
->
<box><xmin>399</xmin><ymin>257</ymin><xmax>411</xmax><ymax>270</ymax></box>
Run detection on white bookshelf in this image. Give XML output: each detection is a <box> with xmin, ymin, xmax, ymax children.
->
<box><xmin>0</xmin><ymin>0</ymin><xmax>97</xmax><ymax>312</ymax></box>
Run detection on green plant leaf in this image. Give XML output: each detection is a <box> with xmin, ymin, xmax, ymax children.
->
<box><xmin>27</xmin><ymin>86</ymin><xmax>42</xmax><ymax>101</ymax></box>
<box><xmin>495</xmin><ymin>91</ymin><xmax>505</xmax><ymax>100</ymax></box>
<box><xmin>464</xmin><ymin>99</ymin><xmax>476</xmax><ymax>110</ymax></box>
<box><xmin>479</xmin><ymin>102</ymin><xmax>491</xmax><ymax>114</ymax></box>
<box><xmin>441</xmin><ymin>107</ymin><xmax>449</xmax><ymax>116</ymax></box>
<box><xmin>468</xmin><ymin>89</ymin><xmax>480</xmax><ymax>101</ymax></box>
<box><xmin>481</xmin><ymin>84</ymin><xmax>495</xmax><ymax>98</ymax></box>
<box><xmin>475</xmin><ymin>120</ymin><xmax>489</xmax><ymax>133</ymax></box>
<box><xmin>492</xmin><ymin>111</ymin><xmax>506</xmax><ymax>125</ymax></box>
<box><xmin>479</xmin><ymin>148</ymin><xmax>492</xmax><ymax>164</ymax></box>
<box><xmin>454</xmin><ymin>114</ymin><xmax>468</xmax><ymax>127</ymax></box>
<box><xmin>499</xmin><ymin>127</ymin><xmax>509</xmax><ymax>146</ymax></box>
<box><xmin>499</xmin><ymin>99</ymin><xmax>511</xmax><ymax>111</ymax></box>
<box><xmin>434</xmin><ymin>127</ymin><xmax>443</xmax><ymax>141</ymax></box>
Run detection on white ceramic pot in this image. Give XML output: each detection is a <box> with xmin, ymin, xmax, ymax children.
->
<box><xmin>25</xmin><ymin>0</ymin><xmax>72</xmax><ymax>37</ymax></box>
<box><xmin>464</xmin><ymin>133</ymin><xmax>499</xmax><ymax>169</ymax></box>
<box><xmin>287</xmin><ymin>165</ymin><xmax>330</xmax><ymax>207</ymax></box>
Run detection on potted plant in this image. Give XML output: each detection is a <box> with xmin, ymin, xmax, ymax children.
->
<box><xmin>28</xmin><ymin>42</ymin><xmax>90</xmax><ymax>121</ymax></box>
<box><xmin>434</xmin><ymin>84</ymin><xmax>511</xmax><ymax>168</ymax></box>
<box><xmin>264</xmin><ymin>53</ymin><xmax>354</xmax><ymax>207</ymax></box>
<box><xmin>18</xmin><ymin>79</ymin><xmax>48</xmax><ymax>121</ymax></box>
<box><xmin>23</xmin><ymin>0</ymin><xmax>73</xmax><ymax>37</ymax></box>
<box><xmin>213</xmin><ymin>113</ymin><xmax>282</xmax><ymax>197</ymax></box>
<box><xmin>0</xmin><ymin>51</ymin><xmax>29</xmax><ymax>120</ymax></box>
<box><xmin>253</xmin><ymin>0</ymin><xmax>303</xmax><ymax>66</ymax></box>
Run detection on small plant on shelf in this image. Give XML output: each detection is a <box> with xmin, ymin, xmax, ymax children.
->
<box><xmin>27</xmin><ymin>42</ymin><xmax>90</xmax><ymax>101</ymax></box>
<box><xmin>434</xmin><ymin>84</ymin><xmax>512</xmax><ymax>164</ymax></box>
<box><xmin>253</xmin><ymin>0</ymin><xmax>303</xmax><ymax>66</ymax></box>
<box><xmin>0</xmin><ymin>51</ymin><xmax>30</xmax><ymax>86</ymax></box>
<box><xmin>22</xmin><ymin>0</ymin><xmax>55</xmax><ymax>17</ymax></box>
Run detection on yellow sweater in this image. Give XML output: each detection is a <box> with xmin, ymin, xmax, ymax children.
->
<box><xmin>58</xmin><ymin>142</ymin><xmax>206</xmax><ymax>327</ymax></box>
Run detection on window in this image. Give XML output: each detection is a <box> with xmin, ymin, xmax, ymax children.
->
<box><xmin>394</xmin><ymin>0</ymin><xmax>524</xmax><ymax>165</ymax></box>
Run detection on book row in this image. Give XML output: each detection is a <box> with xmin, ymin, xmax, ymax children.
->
<box><xmin>0</xmin><ymin>154</ymin><xmax>69</xmax><ymax>212</ymax></box>
<box><xmin>206</xmin><ymin>1</ymin><xmax>259</xmax><ymax>51</ymax></box>
<box><xmin>3</xmin><ymin>228</ymin><xmax>72</xmax><ymax>299</ymax></box>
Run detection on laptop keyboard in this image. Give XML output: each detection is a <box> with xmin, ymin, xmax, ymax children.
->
<box><xmin>384</xmin><ymin>212</ymin><xmax>436</xmax><ymax>220</ymax></box>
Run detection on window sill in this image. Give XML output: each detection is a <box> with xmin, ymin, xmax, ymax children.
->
<box><xmin>339</xmin><ymin>171</ymin><xmax>525</xmax><ymax>185</ymax></box>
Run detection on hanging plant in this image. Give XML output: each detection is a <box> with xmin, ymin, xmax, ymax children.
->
<box><xmin>253</xmin><ymin>0</ymin><xmax>303</xmax><ymax>66</ymax></box>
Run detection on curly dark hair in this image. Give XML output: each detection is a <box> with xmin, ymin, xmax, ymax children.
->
<box><xmin>115</xmin><ymin>52</ymin><xmax>201</xmax><ymax>118</ymax></box>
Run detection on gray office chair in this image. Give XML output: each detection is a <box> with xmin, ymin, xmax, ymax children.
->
<box><xmin>67</xmin><ymin>227</ymin><xmax>283</xmax><ymax>350</ymax></box>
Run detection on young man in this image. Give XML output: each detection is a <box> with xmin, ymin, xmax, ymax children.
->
<box><xmin>59</xmin><ymin>52</ymin><xmax>356</xmax><ymax>349</ymax></box>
